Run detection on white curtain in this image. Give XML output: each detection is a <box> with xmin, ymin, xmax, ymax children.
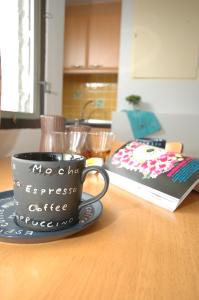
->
<box><xmin>0</xmin><ymin>0</ymin><xmax>34</xmax><ymax>113</ymax></box>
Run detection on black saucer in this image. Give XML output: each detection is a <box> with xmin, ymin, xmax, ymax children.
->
<box><xmin>0</xmin><ymin>190</ymin><xmax>103</xmax><ymax>244</ymax></box>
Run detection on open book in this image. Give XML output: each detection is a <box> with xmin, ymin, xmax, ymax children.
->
<box><xmin>105</xmin><ymin>141</ymin><xmax>199</xmax><ymax>211</ymax></box>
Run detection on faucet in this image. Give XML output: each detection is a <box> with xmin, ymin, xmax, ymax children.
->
<box><xmin>80</xmin><ymin>100</ymin><xmax>95</xmax><ymax>120</ymax></box>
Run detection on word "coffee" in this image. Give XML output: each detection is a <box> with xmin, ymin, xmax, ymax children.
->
<box><xmin>28</xmin><ymin>203</ymin><xmax>68</xmax><ymax>212</ymax></box>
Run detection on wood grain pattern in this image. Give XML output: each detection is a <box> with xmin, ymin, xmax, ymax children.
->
<box><xmin>0</xmin><ymin>157</ymin><xmax>199</xmax><ymax>300</ymax></box>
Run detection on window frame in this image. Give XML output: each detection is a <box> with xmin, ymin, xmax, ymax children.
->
<box><xmin>0</xmin><ymin>0</ymin><xmax>45</xmax><ymax>129</ymax></box>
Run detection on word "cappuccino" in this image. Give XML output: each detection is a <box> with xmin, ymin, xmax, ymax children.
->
<box><xmin>16</xmin><ymin>215</ymin><xmax>74</xmax><ymax>229</ymax></box>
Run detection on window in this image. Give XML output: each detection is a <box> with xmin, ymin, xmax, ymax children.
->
<box><xmin>0</xmin><ymin>0</ymin><xmax>44</xmax><ymax>128</ymax></box>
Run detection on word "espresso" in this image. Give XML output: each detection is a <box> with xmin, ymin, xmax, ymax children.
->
<box><xmin>25</xmin><ymin>185</ymin><xmax>77</xmax><ymax>195</ymax></box>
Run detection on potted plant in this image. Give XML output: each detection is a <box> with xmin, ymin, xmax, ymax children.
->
<box><xmin>125</xmin><ymin>94</ymin><xmax>141</xmax><ymax>110</ymax></box>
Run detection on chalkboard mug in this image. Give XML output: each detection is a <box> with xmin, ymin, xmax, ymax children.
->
<box><xmin>12</xmin><ymin>152</ymin><xmax>109</xmax><ymax>232</ymax></box>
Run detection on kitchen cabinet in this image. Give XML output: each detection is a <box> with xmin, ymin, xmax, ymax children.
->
<box><xmin>64</xmin><ymin>2</ymin><xmax>121</xmax><ymax>74</ymax></box>
<box><xmin>64</xmin><ymin>5</ymin><xmax>88</xmax><ymax>71</ymax></box>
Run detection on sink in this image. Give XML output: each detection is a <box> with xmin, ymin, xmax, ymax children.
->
<box><xmin>65</xmin><ymin>118</ymin><xmax>111</xmax><ymax>128</ymax></box>
<box><xmin>83</xmin><ymin>119</ymin><xmax>112</xmax><ymax>126</ymax></box>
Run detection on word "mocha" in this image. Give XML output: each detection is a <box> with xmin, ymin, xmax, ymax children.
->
<box><xmin>30</xmin><ymin>164</ymin><xmax>80</xmax><ymax>175</ymax></box>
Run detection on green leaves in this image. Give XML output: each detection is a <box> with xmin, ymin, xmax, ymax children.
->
<box><xmin>125</xmin><ymin>94</ymin><xmax>141</xmax><ymax>106</ymax></box>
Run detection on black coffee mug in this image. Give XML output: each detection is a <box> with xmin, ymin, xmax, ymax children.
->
<box><xmin>12</xmin><ymin>152</ymin><xmax>109</xmax><ymax>232</ymax></box>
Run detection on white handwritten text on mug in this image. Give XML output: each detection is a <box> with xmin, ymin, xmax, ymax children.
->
<box><xmin>28</xmin><ymin>203</ymin><xmax>68</xmax><ymax>212</ymax></box>
<box><xmin>25</xmin><ymin>185</ymin><xmax>77</xmax><ymax>195</ymax></box>
<box><xmin>30</xmin><ymin>164</ymin><xmax>80</xmax><ymax>175</ymax></box>
<box><xmin>15</xmin><ymin>215</ymin><xmax>74</xmax><ymax>229</ymax></box>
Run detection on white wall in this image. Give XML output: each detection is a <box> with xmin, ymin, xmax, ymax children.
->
<box><xmin>117</xmin><ymin>0</ymin><xmax>199</xmax><ymax>113</ymax></box>
<box><xmin>0</xmin><ymin>129</ymin><xmax>41</xmax><ymax>158</ymax></box>
<box><xmin>112</xmin><ymin>112</ymin><xmax>199</xmax><ymax>156</ymax></box>
<box><xmin>113</xmin><ymin>0</ymin><xmax>199</xmax><ymax>156</ymax></box>
<box><xmin>44</xmin><ymin>0</ymin><xmax>65</xmax><ymax>115</ymax></box>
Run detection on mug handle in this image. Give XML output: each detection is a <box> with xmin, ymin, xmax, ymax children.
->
<box><xmin>79</xmin><ymin>166</ymin><xmax>109</xmax><ymax>209</ymax></box>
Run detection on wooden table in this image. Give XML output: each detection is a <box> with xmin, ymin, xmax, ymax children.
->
<box><xmin>0</xmin><ymin>157</ymin><xmax>199</xmax><ymax>300</ymax></box>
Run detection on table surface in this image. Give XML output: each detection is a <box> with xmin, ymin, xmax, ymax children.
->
<box><xmin>1</xmin><ymin>156</ymin><xmax>199</xmax><ymax>300</ymax></box>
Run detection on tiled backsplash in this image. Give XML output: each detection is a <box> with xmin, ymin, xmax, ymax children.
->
<box><xmin>63</xmin><ymin>74</ymin><xmax>118</xmax><ymax>120</ymax></box>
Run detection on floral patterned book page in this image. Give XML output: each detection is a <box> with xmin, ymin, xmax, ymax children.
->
<box><xmin>105</xmin><ymin>141</ymin><xmax>199</xmax><ymax>211</ymax></box>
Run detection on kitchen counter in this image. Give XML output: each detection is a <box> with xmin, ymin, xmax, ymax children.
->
<box><xmin>1</xmin><ymin>154</ymin><xmax>199</xmax><ymax>300</ymax></box>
